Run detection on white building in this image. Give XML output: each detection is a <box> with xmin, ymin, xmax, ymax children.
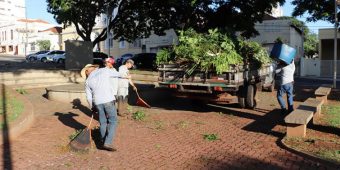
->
<box><xmin>28</xmin><ymin>26</ymin><xmax>62</xmax><ymax>52</ymax></box>
<box><xmin>0</xmin><ymin>0</ymin><xmax>25</xmax><ymax>24</ymax></box>
<box><xmin>250</xmin><ymin>16</ymin><xmax>304</xmax><ymax>61</ymax></box>
<box><xmin>0</xmin><ymin>19</ymin><xmax>61</xmax><ymax>55</ymax></box>
<box><xmin>62</xmin><ymin>12</ymin><xmax>177</xmax><ymax>58</ymax></box>
<box><xmin>271</xmin><ymin>5</ymin><xmax>283</xmax><ymax>18</ymax></box>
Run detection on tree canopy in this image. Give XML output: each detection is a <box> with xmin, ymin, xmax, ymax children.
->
<box><xmin>304</xmin><ymin>33</ymin><xmax>318</xmax><ymax>58</ymax></box>
<box><xmin>47</xmin><ymin>0</ymin><xmax>173</xmax><ymax>47</ymax></box>
<box><xmin>47</xmin><ymin>0</ymin><xmax>285</xmax><ymax>47</ymax></box>
<box><xmin>168</xmin><ymin>0</ymin><xmax>285</xmax><ymax>38</ymax></box>
<box><xmin>37</xmin><ymin>40</ymin><xmax>51</xmax><ymax>50</ymax></box>
<box><xmin>292</xmin><ymin>0</ymin><xmax>336</xmax><ymax>24</ymax></box>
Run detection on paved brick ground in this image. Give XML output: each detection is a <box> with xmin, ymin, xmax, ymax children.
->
<box><xmin>0</xmin><ymin>88</ymin><xmax>338</xmax><ymax>170</ymax></box>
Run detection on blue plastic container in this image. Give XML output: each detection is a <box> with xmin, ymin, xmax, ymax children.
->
<box><xmin>270</xmin><ymin>43</ymin><xmax>296</xmax><ymax>65</ymax></box>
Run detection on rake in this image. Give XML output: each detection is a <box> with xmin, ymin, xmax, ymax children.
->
<box><xmin>135</xmin><ymin>89</ymin><xmax>151</xmax><ymax>108</ymax></box>
<box><xmin>69</xmin><ymin>114</ymin><xmax>94</xmax><ymax>151</ymax></box>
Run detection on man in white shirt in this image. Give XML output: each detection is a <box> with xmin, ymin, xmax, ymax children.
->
<box><xmin>81</xmin><ymin>64</ymin><xmax>123</xmax><ymax>151</ymax></box>
<box><xmin>118</xmin><ymin>59</ymin><xmax>137</xmax><ymax>116</ymax></box>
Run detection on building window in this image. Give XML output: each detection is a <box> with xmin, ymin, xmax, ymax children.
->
<box><xmin>130</xmin><ymin>39</ymin><xmax>141</xmax><ymax>48</ymax></box>
<box><xmin>9</xmin><ymin>45</ymin><xmax>13</xmax><ymax>52</ymax></box>
<box><xmin>10</xmin><ymin>30</ymin><xmax>13</xmax><ymax>40</ymax></box>
<box><xmin>30</xmin><ymin>42</ymin><xmax>35</xmax><ymax>51</ymax></box>
<box><xmin>119</xmin><ymin>38</ymin><xmax>125</xmax><ymax>48</ymax></box>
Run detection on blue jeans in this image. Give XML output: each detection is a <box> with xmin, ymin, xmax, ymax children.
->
<box><xmin>277</xmin><ymin>82</ymin><xmax>294</xmax><ymax>112</ymax></box>
<box><xmin>95</xmin><ymin>101</ymin><xmax>117</xmax><ymax>146</ymax></box>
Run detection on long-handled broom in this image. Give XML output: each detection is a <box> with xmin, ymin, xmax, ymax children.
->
<box><xmin>69</xmin><ymin>114</ymin><xmax>94</xmax><ymax>151</ymax></box>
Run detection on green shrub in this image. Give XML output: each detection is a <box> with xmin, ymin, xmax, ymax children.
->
<box><xmin>132</xmin><ymin>110</ymin><xmax>146</xmax><ymax>121</ymax></box>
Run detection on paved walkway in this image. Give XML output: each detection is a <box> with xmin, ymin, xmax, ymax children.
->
<box><xmin>0</xmin><ymin>88</ymin><xmax>338</xmax><ymax>169</ymax></box>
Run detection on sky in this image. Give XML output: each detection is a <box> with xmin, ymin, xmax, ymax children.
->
<box><xmin>26</xmin><ymin>0</ymin><xmax>58</xmax><ymax>25</ymax></box>
<box><xmin>26</xmin><ymin>0</ymin><xmax>333</xmax><ymax>33</ymax></box>
<box><xmin>282</xmin><ymin>0</ymin><xmax>333</xmax><ymax>34</ymax></box>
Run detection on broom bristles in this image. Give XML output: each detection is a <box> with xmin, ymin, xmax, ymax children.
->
<box><xmin>69</xmin><ymin>128</ymin><xmax>91</xmax><ymax>151</ymax></box>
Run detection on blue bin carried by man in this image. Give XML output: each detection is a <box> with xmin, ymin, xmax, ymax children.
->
<box><xmin>270</xmin><ymin>43</ymin><xmax>296</xmax><ymax>64</ymax></box>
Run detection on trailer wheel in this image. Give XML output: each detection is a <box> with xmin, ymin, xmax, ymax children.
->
<box><xmin>246</xmin><ymin>85</ymin><xmax>256</xmax><ymax>109</ymax></box>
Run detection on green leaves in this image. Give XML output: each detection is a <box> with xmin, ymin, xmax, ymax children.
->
<box><xmin>157</xmin><ymin>29</ymin><xmax>271</xmax><ymax>74</ymax></box>
<box><xmin>238</xmin><ymin>40</ymin><xmax>272</xmax><ymax>68</ymax></box>
<box><xmin>175</xmin><ymin>28</ymin><xmax>242</xmax><ymax>74</ymax></box>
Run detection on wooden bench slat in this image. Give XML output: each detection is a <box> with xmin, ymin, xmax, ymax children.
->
<box><xmin>284</xmin><ymin>109</ymin><xmax>313</xmax><ymax>124</ymax></box>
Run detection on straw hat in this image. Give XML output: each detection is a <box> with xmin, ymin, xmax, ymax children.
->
<box><xmin>80</xmin><ymin>64</ymin><xmax>99</xmax><ymax>79</ymax></box>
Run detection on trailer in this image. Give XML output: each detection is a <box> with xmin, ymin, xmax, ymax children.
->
<box><xmin>158</xmin><ymin>63</ymin><xmax>275</xmax><ymax>109</ymax></box>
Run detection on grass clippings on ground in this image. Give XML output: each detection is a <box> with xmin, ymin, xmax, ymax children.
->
<box><xmin>175</xmin><ymin>120</ymin><xmax>189</xmax><ymax>129</ymax></box>
<box><xmin>16</xmin><ymin>88</ymin><xmax>28</xmax><ymax>95</ymax></box>
<box><xmin>203</xmin><ymin>133</ymin><xmax>219</xmax><ymax>141</ymax></box>
<box><xmin>132</xmin><ymin>110</ymin><xmax>146</xmax><ymax>121</ymax></box>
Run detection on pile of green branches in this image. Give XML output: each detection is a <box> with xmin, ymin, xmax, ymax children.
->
<box><xmin>156</xmin><ymin>28</ymin><xmax>271</xmax><ymax>74</ymax></box>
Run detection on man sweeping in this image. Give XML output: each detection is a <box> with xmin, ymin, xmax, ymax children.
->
<box><xmin>117</xmin><ymin>59</ymin><xmax>137</xmax><ymax>116</ymax></box>
<box><xmin>81</xmin><ymin>64</ymin><xmax>125</xmax><ymax>151</ymax></box>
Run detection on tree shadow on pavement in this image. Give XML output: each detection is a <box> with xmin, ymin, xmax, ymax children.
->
<box><xmin>242</xmin><ymin>108</ymin><xmax>286</xmax><ymax>138</ymax></box>
<box><xmin>128</xmin><ymin>86</ymin><xmax>230</xmax><ymax>112</ymax></box>
<box><xmin>308</xmin><ymin>123</ymin><xmax>340</xmax><ymax>137</ymax></box>
<box><xmin>1</xmin><ymin>83</ymin><xmax>12</xmax><ymax>170</ymax></box>
<box><xmin>207</xmin><ymin>104</ymin><xmax>286</xmax><ymax>138</ymax></box>
<box><xmin>53</xmin><ymin>111</ymin><xmax>103</xmax><ymax>149</ymax></box>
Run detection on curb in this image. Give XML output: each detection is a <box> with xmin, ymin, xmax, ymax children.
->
<box><xmin>0</xmin><ymin>85</ymin><xmax>35</xmax><ymax>145</ymax></box>
<box><xmin>280</xmin><ymin>138</ymin><xmax>340</xmax><ymax>168</ymax></box>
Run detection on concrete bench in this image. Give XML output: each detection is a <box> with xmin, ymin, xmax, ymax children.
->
<box><xmin>315</xmin><ymin>85</ymin><xmax>332</xmax><ymax>103</ymax></box>
<box><xmin>284</xmin><ymin>109</ymin><xmax>313</xmax><ymax>138</ymax></box>
<box><xmin>299</xmin><ymin>98</ymin><xmax>324</xmax><ymax>115</ymax></box>
<box><xmin>298</xmin><ymin>98</ymin><xmax>324</xmax><ymax>124</ymax></box>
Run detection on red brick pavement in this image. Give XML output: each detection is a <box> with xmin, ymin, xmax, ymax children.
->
<box><xmin>0</xmin><ymin>88</ymin><xmax>338</xmax><ymax>170</ymax></box>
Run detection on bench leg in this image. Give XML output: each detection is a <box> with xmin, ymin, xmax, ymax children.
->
<box><xmin>316</xmin><ymin>95</ymin><xmax>327</xmax><ymax>104</ymax></box>
<box><xmin>311</xmin><ymin>105</ymin><xmax>322</xmax><ymax>124</ymax></box>
<box><xmin>286</xmin><ymin>123</ymin><xmax>306</xmax><ymax>138</ymax></box>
